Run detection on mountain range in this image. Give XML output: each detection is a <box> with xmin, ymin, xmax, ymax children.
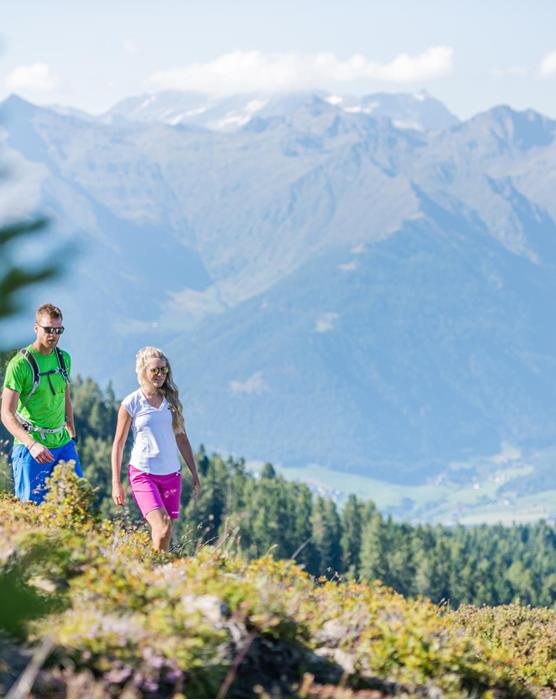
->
<box><xmin>2</xmin><ymin>89</ymin><xmax>556</xmax><ymax>511</ymax></box>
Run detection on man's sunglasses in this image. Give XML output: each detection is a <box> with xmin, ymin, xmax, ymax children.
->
<box><xmin>38</xmin><ymin>325</ymin><xmax>65</xmax><ymax>335</ymax></box>
<box><xmin>149</xmin><ymin>366</ymin><xmax>169</xmax><ymax>376</ymax></box>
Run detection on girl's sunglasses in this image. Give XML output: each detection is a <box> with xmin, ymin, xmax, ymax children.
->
<box><xmin>149</xmin><ymin>366</ymin><xmax>169</xmax><ymax>376</ymax></box>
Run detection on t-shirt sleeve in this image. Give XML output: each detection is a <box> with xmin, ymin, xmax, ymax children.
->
<box><xmin>3</xmin><ymin>354</ymin><xmax>32</xmax><ymax>397</ymax></box>
<box><xmin>121</xmin><ymin>391</ymin><xmax>137</xmax><ymax>418</ymax></box>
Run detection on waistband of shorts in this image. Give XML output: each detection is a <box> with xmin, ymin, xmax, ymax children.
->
<box><xmin>128</xmin><ymin>464</ymin><xmax>180</xmax><ymax>477</ymax></box>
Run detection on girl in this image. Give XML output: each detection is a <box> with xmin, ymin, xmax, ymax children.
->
<box><xmin>111</xmin><ymin>346</ymin><xmax>201</xmax><ymax>550</ymax></box>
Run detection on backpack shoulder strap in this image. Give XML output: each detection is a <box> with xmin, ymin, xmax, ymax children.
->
<box><xmin>19</xmin><ymin>348</ymin><xmax>40</xmax><ymax>406</ymax></box>
<box><xmin>55</xmin><ymin>347</ymin><xmax>70</xmax><ymax>385</ymax></box>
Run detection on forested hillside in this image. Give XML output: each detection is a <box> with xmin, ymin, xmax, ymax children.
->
<box><xmin>2</xmin><ymin>374</ymin><xmax>556</xmax><ymax>609</ymax></box>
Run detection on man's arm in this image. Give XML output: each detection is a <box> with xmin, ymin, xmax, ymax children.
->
<box><xmin>65</xmin><ymin>386</ymin><xmax>76</xmax><ymax>439</ymax></box>
<box><xmin>1</xmin><ymin>387</ymin><xmax>33</xmax><ymax>445</ymax></box>
<box><xmin>0</xmin><ymin>387</ymin><xmax>54</xmax><ymax>463</ymax></box>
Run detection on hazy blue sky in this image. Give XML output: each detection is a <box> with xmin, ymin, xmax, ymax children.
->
<box><xmin>1</xmin><ymin>0</ymin><xmax>556</xmax><ymax>119</ymax></box>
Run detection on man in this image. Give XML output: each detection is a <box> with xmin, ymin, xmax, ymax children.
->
<box><xmin>1</xmin><ymin>303</ymin><xmax>82</xmax><ymax>503</ymax></box>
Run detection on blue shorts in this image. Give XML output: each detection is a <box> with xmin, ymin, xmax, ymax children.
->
<box><xmin>11</xmin><ymin>439</ymin><xmax>83</xmax><ymax>504</ymax></box>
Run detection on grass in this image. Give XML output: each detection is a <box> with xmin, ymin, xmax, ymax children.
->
<box><xmin>251</xmin><ymin>458</ymin><xmax>556</xmax><ymax>526</ymax></box>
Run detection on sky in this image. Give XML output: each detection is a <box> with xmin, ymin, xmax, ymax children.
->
<box><xmin>1</xmin><ymin>0</ymin><xmax>556</xmax><ymax>120</ymax></box>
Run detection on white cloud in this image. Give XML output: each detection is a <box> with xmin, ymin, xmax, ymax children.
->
<box><xmin>229</xmin><ymin>371</ymin><xmax>267</xmax><ymax>396</ymax></box>
<box><xmin>149</xmin><ymin>47</ymin><xmax>454</xmax><ymax>95</ymax></box>
<box><xmin>5</xmin><ymin>63</ymin><xmax>57</xmax><ymax>92</ymax></box>
<box><xmin>491</xmin><ymin>66</ymin><xmax>527</xmax><ymax>79</ymax></box>
<box><xmin>315</xmin><ymin>312</ymin><xmax>339</xmax><ymax>333</ymax></box>
<box><xmin>540</xmin><ymin>50</ymin><xmax>556</xmax><ymax>77</ymax></box>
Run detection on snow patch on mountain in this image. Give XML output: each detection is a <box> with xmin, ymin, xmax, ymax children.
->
<box><xmin>229</xmin><ymin>371</ymin><xmax>267</xmax><ymax>396</ymax></box>
<box><xmin>338</xmin><ymin>261</ymin><xmax>358</xmax><ymax>272</ymax></box>
<box><xmin>210</xmin><ymin>99</ymin><xmax>268</xmax><ymax>130</ymax></box>
<box><xmin>101</xmin><ymin>89</ymin><xmax>459</xmax><ymax>132</ymax></box>
<box><xmin>315</xmin><ymin>312</ymin><xmax>339</xmax><ymax>333</ymax></box>
<box><xmin>345</xmin><ymin>104</ymin><xmax>377</xmax><ymax>115</ymax></box>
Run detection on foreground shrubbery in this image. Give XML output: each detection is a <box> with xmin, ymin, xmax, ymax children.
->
<box><xmin>1</xmin><ymin>465</ymin><xmax>556</xmax><ymax>698</ymax></box>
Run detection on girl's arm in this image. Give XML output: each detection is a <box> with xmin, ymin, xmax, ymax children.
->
<box><xmin>176</xmin><ymin>430</ymin><xmax>201</xmax><ymax>499</ymax></box>
<box><xmin>111</xmin><ymin>404</ymin><xmax>132</xmax><ymax>506</ymax></box>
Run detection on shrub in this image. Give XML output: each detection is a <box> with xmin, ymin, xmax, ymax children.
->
<box><xmin>39</xmin><ymin>461</ymin><xmax>98</xmax><ymax>530</ymax></box>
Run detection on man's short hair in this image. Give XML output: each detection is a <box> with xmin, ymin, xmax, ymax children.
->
<box><xmin>35</xmin><ymin>303</ymin><xmax>63</xmax><ymax>321</ymax></box>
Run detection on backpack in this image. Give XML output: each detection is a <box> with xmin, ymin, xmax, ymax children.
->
<box><xmin>19</xmin><ymin>346</ymin><xmax>70</xmax><ymax>409</ymax></box>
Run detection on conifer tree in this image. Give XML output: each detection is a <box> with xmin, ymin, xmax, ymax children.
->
<box><xmin>260</xmin><ymin>462</ymin><xmax>276</xmax><ymax>479</ymax></box>
<box><xmin>386</xmin><ymin>522</ymin><xmax>415</xmax><ymax>596</ymax></box>
<box><xmin>340</xmin><ymin>494</ymin><xmax>363</xmax><ymax>578</ymax></box>
<box><xmin>359</xmin><ymin>512</ymin><xmax>389</xmax><ymax>583</ymax></box>
<box><xmin>0</xmin><ymin>217</ymin><xmax>56</xmax><ymax>329</ymax></box>
<box><xmin>183</xmin><ymin>454</ymin><xmax>228</xmax><ymax>544</ymax></box>
<box><xmin>311</xmin><ymin>496</ymin><xmax>342</xmax><ymax>577</ymax></box>
<box><xmin>290</xmin><ymin>483</ymin><xmax>319</xmax><ymax>573</ymax></box>
<box><xmin>0</xmin><ymin>213</ymin><xmax>60</xmax><ymax>486</ymax></box>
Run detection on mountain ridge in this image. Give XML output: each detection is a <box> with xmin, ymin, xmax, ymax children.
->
<box><xmin>98</xmin><ymin>88</ymin><xmax>460</xmax><ymax>133</ymax></box>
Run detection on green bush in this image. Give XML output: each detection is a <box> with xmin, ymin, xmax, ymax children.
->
<box><xmin>40</xmin><ymin>461</ymin><xmax>99</xmax><ymax>530</ymax></box>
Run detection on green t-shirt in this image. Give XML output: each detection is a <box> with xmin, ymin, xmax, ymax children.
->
<box><xmin>3</xmin><ymin>344</ymin><xmax>72</xmax><ymax>448</ymax></box>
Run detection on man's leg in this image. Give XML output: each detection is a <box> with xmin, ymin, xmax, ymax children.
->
<box><xmin>11</xmin><ymin>444</ymin><xmax>54</xmax><ymax>504</ymax></box>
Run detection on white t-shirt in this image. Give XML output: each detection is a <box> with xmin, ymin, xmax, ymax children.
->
<box><xmin>122</xmin><ymin>389</ymin><xmax>180</xmax><ymax>475</ymax></box>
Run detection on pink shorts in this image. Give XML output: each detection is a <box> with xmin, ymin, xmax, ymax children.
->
<box><xmin>128</xmin><ymin>465</ymin><xmax>182</xmax><ymax>520</ymax></box>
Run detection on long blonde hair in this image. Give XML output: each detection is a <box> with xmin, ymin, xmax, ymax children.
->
<box><xmin>135</xmin><ymin>346</ymin><xmax>185</xmax><ymax>434</ymax></box>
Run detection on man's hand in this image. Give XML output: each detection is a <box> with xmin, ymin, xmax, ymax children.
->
<box><xmin>112</xmin><ymin>482</ymin><xmax>125</xmax><ymax>506</ymax></box>
<box><xmin>29</xmin><ymin>442</ymin><xmax>54</xmax><ymax>464</ymax></box>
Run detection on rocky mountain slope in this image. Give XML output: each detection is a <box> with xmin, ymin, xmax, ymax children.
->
<box><xmin>2</xmin><ymin>90</ymin><xmax>556</xmax><ymax>482</ymax></box>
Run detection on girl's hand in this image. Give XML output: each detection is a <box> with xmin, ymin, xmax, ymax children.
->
<box><xmin>112</xmin><ymin>482</ymin><xmax>125</xmax><ymax>506</ymax></box>
<box><xmin>191</xmin><ymin>473</ymin><xmax>201</xmax><ymax>500</ymax></box>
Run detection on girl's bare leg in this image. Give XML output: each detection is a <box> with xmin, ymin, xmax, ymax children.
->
<box><xmin>146</xmin><ymin>507</ymin><xmax>172</xmax><ymax>551</ymax></box>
